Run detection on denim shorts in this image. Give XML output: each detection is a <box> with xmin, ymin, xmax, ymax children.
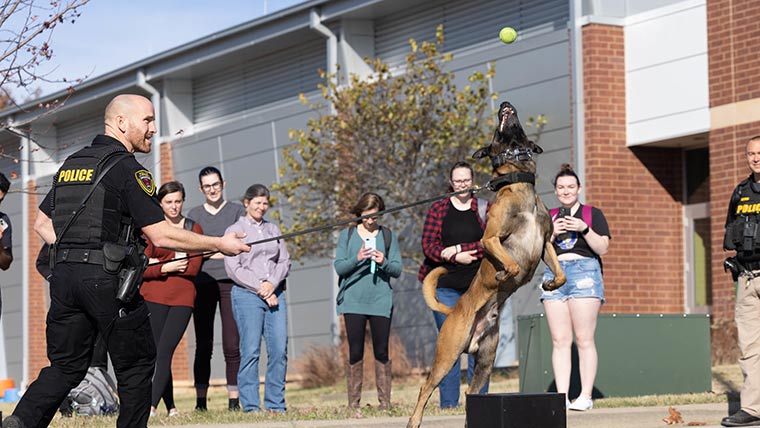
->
<box><xmin>540</xmin><ymin>257</ymin><xmax>605</xmax><ymax>303</ymax></box>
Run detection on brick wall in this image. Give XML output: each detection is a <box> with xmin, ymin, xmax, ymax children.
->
<box><xmin>158</xmin><ymin>140</ymin><xmax>192</xmax><ymax>382</ymax></box>
<box><xmin>707</xmin><ymin>0</ymin><xmax>760</xmax><ymax>106</ymax></box>
<box><xmin>707</xmin><ymin>0</ymin><xmax>760</xmax><ymax>322</ymax></box>
<box><xmin>582</xmin><ymin>23</ymin><xmax>684</xmax><ymax>313</ymax></box>
<box><xmin>26</xmin><ymin>181</ymin><xmax>48</xmax><ymax>381</ymax></box>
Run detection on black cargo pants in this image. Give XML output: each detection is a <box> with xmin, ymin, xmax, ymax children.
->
<box><xmin>12</xmin><ymin>263</ymin><xmax>156</xmax><ymax>428</ymax></box>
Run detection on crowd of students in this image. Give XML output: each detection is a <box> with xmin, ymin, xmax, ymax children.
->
<box><xmin>87</xmin><ymin>160</ymin><xmax>609</xmax><ymax>416</ymax></box>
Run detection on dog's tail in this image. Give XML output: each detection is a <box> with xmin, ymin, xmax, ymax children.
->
<box><xmin>422</xmin><ymin>266</ymin><xmax>454</xmax><ymax>315</ymax></box>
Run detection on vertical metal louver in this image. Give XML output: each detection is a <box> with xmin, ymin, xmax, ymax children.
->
<box><xmin>193</xmin><ymin>38</ymin><xmax>326</xmax><ymax>124</ymax></box>
<box><xmin>375</xmin><ymin>0</ymin><xmax>569</xmax><ymax>66</ymax></box>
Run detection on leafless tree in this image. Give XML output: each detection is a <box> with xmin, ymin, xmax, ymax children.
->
<box><xmin>0</xmin><ymin>0</ymin><xmax>89</xmax><ymax>109</ymax></box>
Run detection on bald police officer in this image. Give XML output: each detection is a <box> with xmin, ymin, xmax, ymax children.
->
<box><xmin>3</xmin><ymin>94</ymin><xmax>249</xmax><ymax>428</ymax></box>
<box><xmin>723</xmin><ymin>135</ymin><xmax>760</xmax><ymax>427</ymax></box>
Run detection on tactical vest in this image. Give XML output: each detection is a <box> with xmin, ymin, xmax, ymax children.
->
<box><xmin>725</xmin><ymin>177</ymin><xmax>760</xmax><ymax>258</ymax></box>
<box><xmin>51</xmin><ymin>144</ymin><xmax>134</xmax><ymax>248</ymax></box>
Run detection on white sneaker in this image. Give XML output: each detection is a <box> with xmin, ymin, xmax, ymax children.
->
<box><xmin>565</xmin><ymin>398</ymin><xmax>571</xmax><ymax>409</ymax></box>
<box><xmin>568</xmin><ymin>395</ymin><xmax>593</xmax><ymax>411</ymax></box>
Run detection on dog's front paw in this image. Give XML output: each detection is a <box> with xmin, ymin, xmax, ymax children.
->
<box><xmin>495</xmin><ymin>271</ymin><xmax>508</xmax><ymax>282</ymax></box>
<box><xmin>541</xmin><ymin>277</ymin><xmax>565</xmax><ymax>291</ymax></box>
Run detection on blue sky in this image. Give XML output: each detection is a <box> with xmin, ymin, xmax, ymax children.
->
<box><xmin>27</xmin><ymin>0</ymin><xmax>305</xmax><ymax>98</ymax></box>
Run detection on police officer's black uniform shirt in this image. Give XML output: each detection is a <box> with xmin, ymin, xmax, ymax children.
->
<box><xmin>40</xmin><ymin>135</ymin><xmax>165</xmax><ymax>245</ymax></box>
<box><xmin>725</xmin><ymin>175</ymin><xmax>760</xmax><ymax>263</ymax></box>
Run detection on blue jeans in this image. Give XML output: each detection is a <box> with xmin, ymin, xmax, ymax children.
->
<box><xmin>432</xmin><ymin>287</ymin><xmax>489</xmax><ymax>408</ymax></box>
<box><xmin>231</xmin><ymin>285</ymin><xmax>288</xmax><ymax>412</ymax></box>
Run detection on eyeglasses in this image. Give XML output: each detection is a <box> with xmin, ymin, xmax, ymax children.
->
<box><xmin>451</xmin><ymin>179</ymin><xmax>472</xmax><ymax>185</ymax></box>
<box><xmin>201</xmin><ymin>181</ymin><xmax>222</xmax><ymax>193</ymax></box>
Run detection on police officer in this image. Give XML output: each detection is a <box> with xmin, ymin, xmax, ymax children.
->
<box><xmin>0</xmin><ymin>172</ymin><xmax>13</xmax><ymax>321</ymax></box>
<box><xmin>722</xmin><ymin>135</ymin><xmax>760</xmax><ymax>427</ymax></box>
<box><xmin>3</xmin><ymin>94</ymin><xmax>249</xmax><ymax>428</ymax></box>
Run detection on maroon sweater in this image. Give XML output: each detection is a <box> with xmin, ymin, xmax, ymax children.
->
<box><xmin>140</xmin><ymin>222</ymin><xmax>203</xmax><ymax>308</ymax></box>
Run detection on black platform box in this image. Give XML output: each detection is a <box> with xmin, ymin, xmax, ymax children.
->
<box><xmin>466</xmin><ymin>392</ymin><xmax>566</xmax><ymax>428</ymax></box>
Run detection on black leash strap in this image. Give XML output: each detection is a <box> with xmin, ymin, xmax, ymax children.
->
<box><xmin>149</xmin><ymin>173</ymin><xmax>538</xmax><ymax>267</ymax></box>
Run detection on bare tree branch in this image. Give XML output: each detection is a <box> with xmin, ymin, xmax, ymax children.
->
<box><xmin>0</xmin><ymin>0</ymin><xmax>89</xmax><ymax>108</ymax></box>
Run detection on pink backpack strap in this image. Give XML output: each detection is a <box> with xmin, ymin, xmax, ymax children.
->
<box><xmin>549</xmin><ymin>207</ymin><xmax>559</xmax><ymax>220</ymax></box>
<box><xmin>581</xmin><ymin>204</ymin><xmax>593</xmax><ymax>227</ymax></box>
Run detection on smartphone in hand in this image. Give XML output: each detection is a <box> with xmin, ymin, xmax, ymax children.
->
<box><xmin>364</xmin><ymin>236</ymin><xmax>377</xmax><ymax>273</ymax></box>
<box><xmin>556</xmin><ymin>207</ymin><xmax>571</xmax><ymax>241</ymax></box>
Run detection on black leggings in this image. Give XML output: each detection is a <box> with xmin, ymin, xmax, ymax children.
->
<box><xmin>193</xmin><ymin>274</ymin><xmax>240</xmax><ymax>391</ymax></box>
<box><xmin>146</xmin><ymin>301</ymin><xmax>192</xmax><ymax>410</ymax></box>
<box><xmin>344</xmin><ymin>313</ymin><xmax>391</xmax><ymax>365</ymax></box>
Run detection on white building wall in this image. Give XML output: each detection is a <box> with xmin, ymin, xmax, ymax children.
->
<box><xmin>625</xmin><ymin>0</ymin><xmax>709</xmax><ymax>146</ymax></box>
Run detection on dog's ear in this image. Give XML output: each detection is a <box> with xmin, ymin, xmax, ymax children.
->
<box><xmin>529</xmin><ymin>141</ymin><xmax>543</xmax><ymax>154</ymax></box>
<box><xmin>472</xmin><ymin>146</ymin><xmax>491</xmax><ymax>159</ymax></box>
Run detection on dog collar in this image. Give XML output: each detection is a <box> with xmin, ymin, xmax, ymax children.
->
<box><xmin>487</xmin><ymin>172</ymin><xmax>536</xmax><ymax>192</ymax></box>
<box><xmin>491</xmin><ymin>147</ymin><xmax>534</xmax><ymax>170</ymax></box>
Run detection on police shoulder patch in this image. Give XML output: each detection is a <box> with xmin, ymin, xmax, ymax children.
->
<box><xmin>135</xmin><ymin>170</ymin><xmax>156</xmax><ymax>196</ymax></box>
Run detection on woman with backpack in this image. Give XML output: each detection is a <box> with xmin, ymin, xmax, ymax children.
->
<box><xmin>141</xmin><ymin>181</ymin><xmax>203</xmax><ymax>417</ymax></box>
<box><xmin>334</xmin><ymin>192</ymin><xmax>402</xmax><ymax>415</ymax></box>
<box><xmin>542</xmin><ymin>164</ymin><xmax>610</xmax><ymax>412</ymax></box>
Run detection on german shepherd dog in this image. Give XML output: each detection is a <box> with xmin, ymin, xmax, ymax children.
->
<box><xmin>407</xmin><ymin>102</ymin><xmax>566</xmax><ymax>428</ymax></box>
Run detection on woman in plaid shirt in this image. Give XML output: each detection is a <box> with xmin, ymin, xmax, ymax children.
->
<box><xmin>418</xmin><ymin>161</ymin><xmax>489</xmax><ymax>408</ymax></box>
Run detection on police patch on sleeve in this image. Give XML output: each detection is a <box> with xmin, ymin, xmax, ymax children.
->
<box><xmin>135</xmin><ymin>170</ymin><xmax>156</xmax><ymax>196</ymax></box>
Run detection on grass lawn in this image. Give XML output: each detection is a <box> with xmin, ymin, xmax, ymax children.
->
<box><xmin>0</xmin><ymin>364</ymin><xmax>742</xmax><ymax>427</ymax></box>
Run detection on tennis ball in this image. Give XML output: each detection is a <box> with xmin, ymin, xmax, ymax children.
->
<box><xmin>499</xmin><ymin>27</ymin><xmax>517</xmax><ymax>44</ymax></box>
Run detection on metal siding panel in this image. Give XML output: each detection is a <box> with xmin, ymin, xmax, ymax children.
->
<box><xmin>56</xmin><ymin>113</ymin><xmax>103</xmax><ymax>159</ymax></box>
<box><xmin>375</xmin><ymin>0</ymin><xmax>568</xmax><ymax>65</ymax></box>
<box><xmin>193</xmin><ymin>39</ymin><xmax>325</xmax><ymax>124</ymax></box>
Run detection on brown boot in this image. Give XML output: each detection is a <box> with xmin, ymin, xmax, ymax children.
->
<box><xmin>346</xmin><ymin>361</ymin><xmax>364</xmax><ymax>410</ymax></box>
<box><xmin>375</xmin><ymin>360</ymin><xmax>392</xmax><ymax>410</ymax></box>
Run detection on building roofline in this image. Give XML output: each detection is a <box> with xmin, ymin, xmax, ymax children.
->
<box><xmin>0</xmin><ymin>0</ymin><xmax>341</xmax><ymax>120</ymax></box>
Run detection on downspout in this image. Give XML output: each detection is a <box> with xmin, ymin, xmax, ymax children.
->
<box><xmin>310</xmin><ymin>8</ymin><xmax>337</xmax><ymax>114</ymax></box>
<box><xmin>136</xmin><ymin>69</ymin><xmax>163</xmax><ymax>187</ymax></box>
<box><xmin>18</xmin><ymin>126</ymin><xmax>31</xmax><ymax>388</ymax></box>
<box><xmin>309</xmin><ymin>8</ymin><xmax>340</xmax><ymax>345</ymax></box>
<box><xmin>570</xmin><ymin>0</ymin><xmax>586</xmax><ymax>200</ymax></box>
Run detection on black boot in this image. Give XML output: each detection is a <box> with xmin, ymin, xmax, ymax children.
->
<box><xmin>228</xmin><ymin>398</ymin><xmax>240</xmax><ymax>411</ymax></box>
<box><xmin>722</xmin><ymin>409</ymin><xmax>760</xmax><ymax>427</ymax></box>
<box><xmin>195</xmin><ymin>396</ymin><xmax>208</xmax><ymax>411</ymax></box>
<box><xmin>3</xmin><ymin>415</ymin><xmax>27</xmax><ymax>428</ymax></box>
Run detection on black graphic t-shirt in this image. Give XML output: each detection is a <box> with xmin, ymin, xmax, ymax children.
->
<box><xmin>553</xmin><ymin>205</ymin><xmax>611</xmax><ymax>259</ymax></box>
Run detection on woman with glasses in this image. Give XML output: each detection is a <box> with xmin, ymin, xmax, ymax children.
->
<box><xmin>418</xmin><ymin>161</ymin><xmax>490</xmax><ymax>408</ymax></box>
<box><xmin>186</xmin><ymin>166</ymin><xmax>246</xmax><ymax>411</ymax></box>
<box><xmin>140</xmin><ymin>181</ymin><xmax>203</xmax><ymax>417</ymax></box>
<box><xmin>224</xmin><ymin>184</ymin><xmax>291</xmax><ymax>413</ymax></box>
<box><xmin>334</xmin><ymin>192</ymin><xmax>402</xmax><ymax>415</ymax></box>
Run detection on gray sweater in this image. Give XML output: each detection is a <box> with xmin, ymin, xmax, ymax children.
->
<box><xmin>187</xmin><ymin>201</ymin><xmax>246</xmax><ymax>281</ymax></box>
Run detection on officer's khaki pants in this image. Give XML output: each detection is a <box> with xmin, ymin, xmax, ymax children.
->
<box><xmin>737</xmin><ymin>273</ymin><xmax>760</xmax><ymax>417</ymax></box>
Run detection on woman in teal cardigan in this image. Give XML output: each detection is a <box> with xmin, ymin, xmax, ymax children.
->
<box><xmin>334</xmin><ymin>192</ymin><xmax>402</xmax><ymax>414</ymax></box>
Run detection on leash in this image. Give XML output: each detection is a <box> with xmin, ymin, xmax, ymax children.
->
<box><xmin>149</xmin><ymin>182</ymin><xmax>489</xmax><ymax>266</ymax></box>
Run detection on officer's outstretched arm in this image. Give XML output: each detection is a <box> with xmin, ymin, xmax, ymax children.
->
<box><xmin>34</xmin><ymin>209</ymin><xmax>56</xmax><ymax>245</ymax></box>
<box><xmin>143</xmin><ymin>220</ymin><xmax>250</xmax><ymax>256</ymax></box>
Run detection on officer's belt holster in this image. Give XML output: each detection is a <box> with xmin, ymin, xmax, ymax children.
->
<box><xmin>55</xmin><ymin>248</ymin><xmax>105</xmax><ymax>266</ymax></box>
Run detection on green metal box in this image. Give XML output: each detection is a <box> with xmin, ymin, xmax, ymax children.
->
<box><xmin>517</xmin><ymin>313</ymin><xmax>712</xmax><ymax>397</ymax></box>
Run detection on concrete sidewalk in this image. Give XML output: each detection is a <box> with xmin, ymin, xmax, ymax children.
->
<box><xmin>157</xmin><ymin>402</ymin><xmax>731</xmax><ymax>428</ymax></box>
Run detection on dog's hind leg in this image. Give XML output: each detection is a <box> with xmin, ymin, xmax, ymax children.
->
<box><xmin>541</xmin><ymin>240</ymin><xmax>566</xmax><ymax>291</ymax></box>
<box><xmin>408</xmin><ymin>313</ymin><xmax>474</xmax><ymax>428</ymax></box>
<box><xmin>467</xmin><ymin>325</ymin><xmax>499</xmax><ymax>396</ymax></box>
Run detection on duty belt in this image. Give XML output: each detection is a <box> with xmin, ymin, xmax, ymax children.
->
<box><xmin>742</xmin><ymin>260</ymin><xmax>760</xmax><ymax>271</ymax></box>
<box><xmin>55</xmin><ymin>248</ymin><xmax>105</xmax><ymax>265</ymax></box>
